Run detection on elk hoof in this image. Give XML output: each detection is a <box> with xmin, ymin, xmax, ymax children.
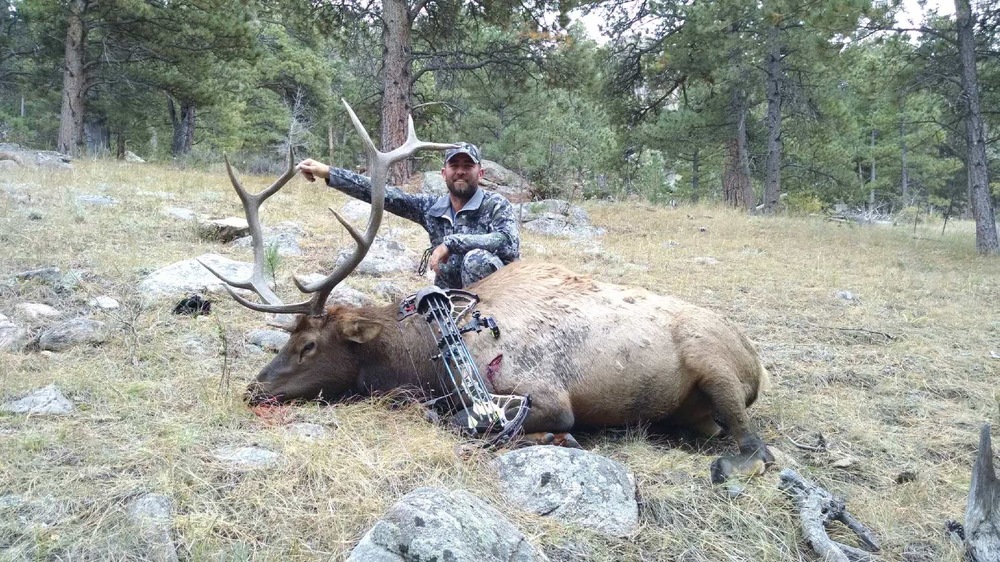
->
<box><xmin>552</xmin><ymin>432</ymin><xmax>582</xmax><ymax>449</ymax></box>
<box><xmin>710</xmin><ymin>446</ymin><xmax>774</xmax><ymax>484</ymax></box>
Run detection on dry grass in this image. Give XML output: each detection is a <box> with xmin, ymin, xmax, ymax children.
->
<box><xmin>1</xmin><ymin>160</ymin><xmax>998</xmax><ymax>561</ymax></box>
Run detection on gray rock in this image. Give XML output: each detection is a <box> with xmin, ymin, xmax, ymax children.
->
<box><xmin>420</xmin><ymin>172</ymin><xmax>447</xmax><ymax>196</ymax></box>
<box><xmin>481</xmin><ymin>160</ymin><xmax>534</xmax><ymax>203</ymax></box>
<box><xmin>162</xmin><ymin>207</ymin><xmax>197</xmax><ymax>221</ymax></box>
<box><xmin>341</xmin><ymin>199</ymin><xmax>375</xmax><ymax>222</ymax></box>
<box><xmin>296</xmin><ymin>275</ymin><xmax>373</xmax><ymax>307</ymax></box>
<box><xmin>334</xmin><ymin>237</ymin><xmax>418</xmax><ymax>277</ymax></box>
<box><xmin>196</xmin><ymin>217</ymin><xmax>249</xmax><ymax>243</ymax></box>
<box><xmin>517</xmin><ymin>200</ymin><xmax>603</xmax><ymax>239</ymax></box>
<box><xmin>246</xmin><ymin>329</ymin><xmax>290</xmax><ymax>352</ymax></box>
<box><xmin>213</xmin><ymin>446</ymin><xmax>280</xmax><ymax>470</ymax></box>
<box><xmin>348</xmin><ymin>487</ymin><xmax>548</xmax><ymax>562</ymax></box>
<box><xmin>124</xmin><ymin>151</ymin><xmax>146</xmax><ymax>163</ymax></box>
<box><xmin>0</xmin><ymin>318</ymin><xmax>29</xmax><ymax>351</ymax></box>
<box><xmin>286</xmin><ymin>423</ymin><xmax>328</xmax><ymax>440</ymax></box>
<box><xmin>77</xmin><ymin>194</ymin><xmax>119</xmax><ymax>206</ymax></box>
<box><xmin>693</xmin><ymin>257</ymin><xmax>720</xmax><ymax>266</ymax></box>
<box><xmin>0</xmin><ymin>159</ymin><xmax>19</xmax><ymax>171</ymax></box>
<box><xmin>835</xmin><ymin>290</ymin><xmax>858</xmax><ymax>302</ymax></box>
<box><xmin>230</xmin><ymin>223</ymin><xmax>303</xmax><ymax>257</ymax></box>
<box><xmin>139</xmin><ymin>254</ymin><xmax>253</xmax><ymax>299</ymax></box>
<box><xmin>128</xmin><ymin>494</ymin><xmax>178</xmax><ymax>562</ymax></box>
<box><xmin>373</xmin><ymin>281</ymin><xmax>404</xmax><ymax>302</ymax></box>
<box><xmin>38</xmin><ymin>318</ymin><xmax>107</xmax><ymax>351</ymax></box>
<box><xmin>493</xmin><ymin>447</ymin><xmax>639</xmax><ymax>536</ymax></box>
<box><xmin>2</xmin><ymin>384</ymin><xmax>74</xmax><ymax>415</ymax></box>
<box><xmin>16</xmin><ymin>302</ymin><xmax>61</xmax><ymax>319</ymax></box>
<box><xmin>88</xmin><ymin>295</ymin><xmax>120</xmax><ymax>309</ymax></box>
<box><xmin>14</xmin><ymin>267</ymin><xmax>61</xmax><ymax>283</ymax></box>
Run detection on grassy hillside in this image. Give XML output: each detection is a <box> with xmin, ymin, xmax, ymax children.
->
<box><xmin>1</xmin><ymin>160</ymin><xmax>997</xmax><ymax>560</ymax></box>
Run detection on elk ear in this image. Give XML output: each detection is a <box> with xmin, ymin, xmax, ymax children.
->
<box><xmin>338</xmin><ymin>315</ymin><xmax>384</xmax><ymax>344</ymax></box>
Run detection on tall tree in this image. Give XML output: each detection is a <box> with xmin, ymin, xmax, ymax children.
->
<box><xmin>955</xmin><ymin>0</ymin><xmax>999</xmax><ymax>254</ymax></box>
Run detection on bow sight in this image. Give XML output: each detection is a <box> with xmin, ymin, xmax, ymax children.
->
<box><xmin>399</xmin><ymin>287</ymin><xmax>530</xmax><ymax>446</ymax></box>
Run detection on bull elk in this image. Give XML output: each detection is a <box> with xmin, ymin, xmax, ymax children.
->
<box><xmin>202</xmin><ymin>100</ymin><xmax>774</xmax><ymax>483</ymax></box>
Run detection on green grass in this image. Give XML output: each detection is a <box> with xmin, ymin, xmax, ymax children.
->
<box><xmin>1</xmin><ymin>159</ymin><xmax>997</xmax><ymax>560</ymax></box>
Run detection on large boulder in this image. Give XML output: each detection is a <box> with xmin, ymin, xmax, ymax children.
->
<box><xmin>516</xmin><ymin>200</ymin><xmax>604</xmax><ymax>239</ymax></box>
<box><xmin>138</xmin><ymin>253</ymin><xmax>253</xmax><ymax>299</ymax></box>
<box><xmin>230</xmin><ymin>221</ymin><xmax>305</xmax><ymax>257</ymax></box>
<box><xmin>481</xmin><ymin>160</ymin><xmax>534</xmax><ymax>203</ymax></box>
<box><xmin>334</xmin><ymin>237</ymin><xmax>419</xmax><ymax>277</ymax></box>
<box><xmin>38</xmin><ymin>318</ymin><xmax>108</xmax><ymax>351</ymax></box>
<box><xmin>197</xmin><ymin>217</ymin><xmax>250</xmax><ymax>243</ymax></box>
<box><xmin>2</xmin><ymin>384</ymin><xmax>74</xmax><ymax>415</ymax></box>
<box><xmin>0</xmin><ymin>315</ymin><xmax>30</xmax><ymax>351</ymax></box>
<box><xmin>348</xmin><ymin>487</ymin><xmax>548</xmax><ymax>562</ymax></box>
<box><xmin>492</xmin><ymin>446</ymin><xmax>639</xmax><ymax>536</ymax></box>
<box><xmin>420</xmin><ymin>172</ymin><xmax>447</xmax><ymax>196</ymax></box>
<box><xmin>0</xmin><ymin>143</ymin><xmax>72</xmax><ymax>170</ymax></box>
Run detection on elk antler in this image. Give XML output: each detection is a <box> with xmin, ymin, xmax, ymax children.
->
<box><xmin>202</xmin><ymin>99</ymin><xmax>457</xmax><ymax>317</ymax></box>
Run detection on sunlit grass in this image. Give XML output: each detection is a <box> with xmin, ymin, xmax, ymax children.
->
<box><xmin>1</xmin><ymin>159</ymin><xmax>996</xmax><ymax>560</ymax></box>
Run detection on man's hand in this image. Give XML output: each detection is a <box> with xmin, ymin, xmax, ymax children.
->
<box><xmin>428</xmin><ymin>243</ymin><xmax>450</xmax><ymax>273</ymax></box>
<box><xmin>296</xmin><ymin>159</ymin><xmax>331</xmax><ymax>182</ymax></box>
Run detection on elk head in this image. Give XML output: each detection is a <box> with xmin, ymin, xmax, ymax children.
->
<box><xmin>200</xmin><ymin>99</ymin><xmax>456</xmax><ymax>404</ymax></box>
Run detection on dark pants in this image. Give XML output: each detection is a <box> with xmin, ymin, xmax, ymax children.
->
<box><xmin>435</xmin><ymin>249</ymin><xmax>504</xmax><ymax>289</ymax></box>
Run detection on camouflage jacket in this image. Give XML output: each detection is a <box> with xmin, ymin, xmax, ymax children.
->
<box><xmin>326</xmin><ymin>166</ymin><xmax>521</xmax><ymax>263</ymax></box>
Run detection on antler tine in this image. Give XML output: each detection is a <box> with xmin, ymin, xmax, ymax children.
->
<box><xmin>297</xmin><ymin>100</ymin><xmax>458</xmax><ymax>316</ymax></box>
<box><xmin>200</xmin><ymin>148</ymin><xmax>315</xmax><ymax>316</ymax></box>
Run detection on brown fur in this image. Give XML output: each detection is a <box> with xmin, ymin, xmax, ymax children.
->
<box><xmin>250</xmin><ymin>261</ymin><xmax>770</xmax><ymax>459</ymax></box>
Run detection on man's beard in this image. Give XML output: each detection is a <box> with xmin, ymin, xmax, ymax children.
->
<box><xmin>446</xmin><ymin>179</ymin><xmax>477</xmax><ymax>200</ymax></box>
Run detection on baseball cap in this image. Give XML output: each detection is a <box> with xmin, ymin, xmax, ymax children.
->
<box><xmin>444</xmin><ymin>142</ymin><xmax>481</xmax><ymax>164</ymax></box>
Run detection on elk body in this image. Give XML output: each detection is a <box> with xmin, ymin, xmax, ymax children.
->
<box><xmin>204</xmin><ymin>100</ymin><xmax>774</xmax><ymax>482</ymax></box>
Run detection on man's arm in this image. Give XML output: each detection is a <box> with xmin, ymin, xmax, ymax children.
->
<box><xmin>325</xmin><ymin>167</ymin><xmax>434</xmax><ymax>225</ymax></box>
<box><xmin>442</xmin><ymin>197</ymin><xmax>520</xmax><ymax>262</ymax></box>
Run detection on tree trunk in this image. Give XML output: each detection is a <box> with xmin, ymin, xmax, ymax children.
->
<box><xmin>116</xmin><ymin>126</ymin><xmax>126</xmax><ymax>160</ymax></box>
<box><xmin>57</xmin><ymin>0</ymin><xmax>88</xmax><ymax>156</ymax></box>
<box><xmin>691</xmin><ymin>148</ymin><xmax>700</xmax><ymax>203</ymax></box>
<box><xmin>762</xmin><ymin>24</ymin><xmax>783</xmax><ymax>214</ymax></box>
<box><xmin>168</xmin><ymin>96</ymin><xmax>196</xmax><ymax>156</ymax></box>
<box><xmin>868</xmin><ymin>130</ymin><xmax>876</xmax><ymax>210</ymax></box>
<box><xmin>723</xmin><ymin>86</ymin><xmax>754</xmax><ymax>211</ymax></box>
<box><xmin>900</xmin><ymin>118</ymin><xmax>910</xmax><ymax>204</ymax></box>
<box><xmin>956</xmin><ymin>0</ymin><xmax>999</xmax><ymax>255</ymax></box>
<box><xmin>381</xmin><ymin>0</ymin><xmax>414</xmax><ymax>185</ymax></box>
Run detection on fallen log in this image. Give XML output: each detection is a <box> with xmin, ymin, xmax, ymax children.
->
<box><xmin>779</xmin><ymin>468</ymin><xmax>880</xmax><ymax>562</ymax></box>
<box><xmin>965</xmin><ymin>424</ymin><xmax>1000</xmax><ymax>562</ymax></box>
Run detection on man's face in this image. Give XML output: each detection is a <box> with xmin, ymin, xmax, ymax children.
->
<box><xmin>442</xmin><ymin>153</ymin><xmax>483</xmax><ymax>200</ymax></box>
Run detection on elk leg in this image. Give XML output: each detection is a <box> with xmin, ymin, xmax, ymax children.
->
<box><xmin>699</xmin><ymin>378</ymin><xmax>773</xmax><ymax>484</ymax></box>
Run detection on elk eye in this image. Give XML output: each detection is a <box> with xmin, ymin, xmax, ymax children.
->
<box><xmin>302</xmin><ymin>341</ymin><xmax>316</xmax><ymax>353</ymax></box>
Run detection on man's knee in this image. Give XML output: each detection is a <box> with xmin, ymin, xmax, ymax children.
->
<box><xmin>461</xmin><ymin>249</ymin><xmax>503</xmax><ymax>287</ymax></box>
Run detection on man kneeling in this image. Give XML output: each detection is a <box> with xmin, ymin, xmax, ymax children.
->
<box><xmin>297</xmin><ymin>142</ymin><xmax>519</xmax><ymax>289</ymax></box>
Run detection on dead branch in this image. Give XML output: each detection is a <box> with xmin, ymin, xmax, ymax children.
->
<box><xmin>965</xmin><ymin>424</ymin><xmax>1000</xmax><ymax>562</ymax></box>
<box><xmin>816</xmin><ymin>325</ymin><xmax>895</xmax><ymax>343</ymax></box>
<box><xmin>788</xmin><ymin>433</ymin><xmax>828</xmax><ymax>452</ymax></box>
<box><xmin>779</xmin><ymin>468</ymin><xmax>881</xmax><ymax>562</ymax></box>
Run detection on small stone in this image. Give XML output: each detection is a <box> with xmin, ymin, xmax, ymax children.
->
<box><xmin>835</xmin><ymin>290</ymin><xmax>857</xmax><ymax>301</ymax></box>
<box><xmin>213</xmin><ymin>446</ymin><xmax>280</xmax><ymax>470</ymax></box>
<box><xmin>830</xmin><ymin>456</ymin><xmax>856</xmax><ymax>469</ymax></box>
<box><xmin>17</xmin><ymin>302</ymin><xmax>62</xmax><ymax>319</ymax></box>
<box><xmin>88</xmin><ymin>296</ymin><xmax>120</xmax><ymax>309</ymax></box>
<box><xmin>14</xmin><ymin>267</ymin><xmax>60</xmax><ymax>282</ymax></box>
<box><xmin>162</xmin><ymin>207</ymin><xmax>197</xmax><ymax>221</ymax></box>
<box><xmin>27</xmin><ymin>210</ymin><xmax>43</xmax><ymax>220</ymax></box>
<box><xmin>1</xmin><ymin>384</ymin><xmax>74</xmax><ymax>415</ymax></box>
<box><xmin>693</xmin><ymin>256</ymin><xmax>719</xmax><ymax>265</ymax></box>
<box><xmin>246</xmin><ymin>329</ymin><xmax>290</xmax><ymax>352</ymax></box>
<box><xmin>77</xmin><ymin>194</ymin><xmax>118</xmax><ymax>206</ymax></box>
<box><xmin>724</xmin><ymin>483</ymin><xmax>745</xmax><ymax>498</ymax></box>
<box><xmin>38</xmin><ymin>318</ymin><xmax>107</xmax><ymax>351</ymax></box>
<box><xmin>286</xmin><ymin>423</ymin><xmax>328</xmax><ymax>440</ymax></box>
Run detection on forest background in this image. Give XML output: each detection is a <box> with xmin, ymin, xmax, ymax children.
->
<box><xmin>0</xmin><ymin>0</ymin><xmax>998</xmax><ymax>253</ymax></box>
